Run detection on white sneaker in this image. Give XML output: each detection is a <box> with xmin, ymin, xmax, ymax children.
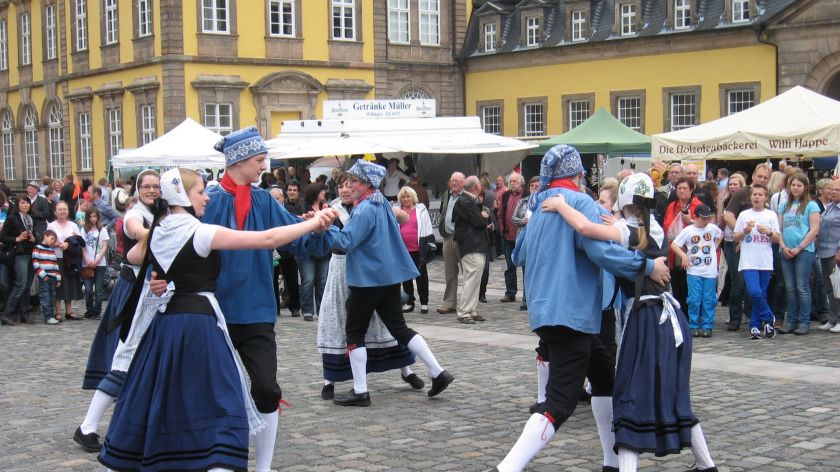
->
<box><xmin>46</xmin><ymin>317</ymin><xmax>59</xmax><ymax>325</ymax></box>
<box><xmin>817</xmin><ymin>322</ymin><xmax>835</xmax><ymax>331</ymax></box>
<box><xmin>830</xmin><ymin>323</ymin><xmax>840</xmax><ymax>333</ymax></box>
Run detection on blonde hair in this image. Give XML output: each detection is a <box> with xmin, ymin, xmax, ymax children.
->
<box><xmin>600</xmin><ymin>178</ymin><xmax>619</xmax><ymax>207</ymax></box>
<box><xmin>728</xmin><ymin>173</ymin><xmax>746</xmax><ymax>190</ymax></box>
<box><xmin>397</xmin><ymin>185</ymin><xmax>418</xmax><ymax>205</ymax></box>
<box><xmin>178</xmin><ymin>169</ymin><xmax>202</xmax><ymax>196</ymax></box>
<box><xmin>767</xmin><ymin>171</ymin><xmax>785</xmax><ymax>194</ymax></box>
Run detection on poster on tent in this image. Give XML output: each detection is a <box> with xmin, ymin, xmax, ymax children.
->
<box><xmin>680</xmin><ymin>159</ymin><xmax>707</xmax><ymax>181</ymax></box>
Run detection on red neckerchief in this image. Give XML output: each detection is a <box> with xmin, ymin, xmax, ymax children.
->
<box><xmin>354</xmin><ymin>187</ymin><xmax>375</xmax><ymax>206</ymax></box>
<box><xmin>548</xmin><ymin>179</ymin><xmax>580</xmax><ymax>192</ymax></box>
<box><xmin>220</xmin><ymin>173</ymin><xmax>252</xmax><ymax>230</ymax></box>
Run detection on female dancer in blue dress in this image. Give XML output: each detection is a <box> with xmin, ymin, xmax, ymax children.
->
<box><xmin>98</xmin><ymin>168</ymin><xmax>336</xmax><ymax>472</ymax></box>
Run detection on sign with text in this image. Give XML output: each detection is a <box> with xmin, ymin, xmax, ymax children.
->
<box><xmin>323</xmin><ymin>99</ymin><xmax>436</xmax><ymax>119</ymax></box>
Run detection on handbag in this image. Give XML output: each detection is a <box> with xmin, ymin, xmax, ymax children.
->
<box><xmin>830</xmin><ymin>266</ymin><xmax>840</xmax><ymax>299</ymax></box>
<box><xmin>81</xmin><ymin>230</ymin><xmax>101</xmax><ymax>279</ymax></box>
<box><xmin>418</xmin><ymin>234</ymin><xmax>437</xmax><ymax>264</ymax></box>
<box><xmin>0</xmin><ymin>242</ymin><xmax>14</xmax><ymax>266</ymax></box>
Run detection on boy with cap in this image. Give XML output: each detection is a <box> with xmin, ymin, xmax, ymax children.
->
<box><xmin>671</xmin><ymin>204</ymin><xmax>723</xmax><ymax>338</ymax></box>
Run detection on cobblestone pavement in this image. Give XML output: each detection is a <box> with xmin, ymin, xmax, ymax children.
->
<box><xmin>1</xmin><ymin>257</ymin><xmax>840</xmax><ymax>471</ymax></box>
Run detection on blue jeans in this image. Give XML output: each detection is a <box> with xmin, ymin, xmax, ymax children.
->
<box><xmin>502</xmin><ymin>239</ymin><xmax>518</xmax><ymax>298</ymax></box>
<box><xmin>723</xmin><ymin>241</ymin><xmax>750</xmax><ymax>325</ymax></box>
<box><xmin>298</xmin><ymin>255</ymin><xmax>330</xmax><ymax>315</ymax></box>
<box><xmin>686</xmin><ymin>274</ymin><xmax>718</xmax><ymax>329</ymax></box>
<box><xmin>742</xmin><ymin>270</ymin><xmax>773</xmax><ymax>330</ymax></box>
<box><xmin>780</xmin><ymin>250</ymin><xmax>816</xmax><ymax>330</ymax></box>
<box><xmin>83</xmin><ymin>266</ymin><xmax>106</xmax><ymax>316</ymax></box>
<box><xmin>2</xmin><ymin>254</ymin><xmax>33</xmax><ymax>318</ymax></box>
<box><xmin>769</xmin><ymin>244</ymin><xmax>786</xmax><ymax>322</ymax></box>
<box><xmin>39</xmin><ymin>277</ymin><xmax>57</xmax><ymax>321</ymax></box>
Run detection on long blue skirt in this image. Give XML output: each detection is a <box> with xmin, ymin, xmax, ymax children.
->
<box><xmin>82</xmin><ymin>273</ymin><xmax>133</xmax><ymax>390</ymax></box>
<box><xmin>98</xmin><ymin>312</ymin><xmax>249</xmax><ymax>472</ymax></box>
<box><xmin>613</xmin><ymin>300</ymin><xmax>698</xmax><ymax>457</ymax></box>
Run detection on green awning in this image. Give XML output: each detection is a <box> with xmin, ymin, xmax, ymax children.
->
<box><xmin>533</xmin><ymin>107</ymin><xmax>652</xmax><ymax>156</ymax></box>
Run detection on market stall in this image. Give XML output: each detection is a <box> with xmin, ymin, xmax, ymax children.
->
<box><xmin>112</xmin><ymin>118</ymin><xmax>226</xmax><ymax>169</ymax></box>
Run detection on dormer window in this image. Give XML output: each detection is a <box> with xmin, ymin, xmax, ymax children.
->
<box><xmin>674</xmin><ymin>0</ymin><xmax>691</xmax><ymax>29</ymax></box>
<box><xmin>484</xmin><ymin>22</ymin><xmax>497</xmax><ymax>52</ymax></box>
<box><xmin>620</xmin><ymin>3</ymin><xmax>636</xmax><ymax>36</ymax></box>
<box><xmin>571</xmin><ymin>10</ymin><xmax>586</xmax><ymax>41</ymax></box>
<box><xmin>526</xmin><ymin>16</ymin><xmax>541</xmax><ymax>47</ymax></box>
<box><xmin>732</xmin><ymin>0</ymin><xmax>750</xmax><ymax>22</ymax></box>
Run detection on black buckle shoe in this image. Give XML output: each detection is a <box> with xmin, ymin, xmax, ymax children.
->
<box><xmin>428</xmin><ymin>370</ymin><xmax>454</xmax><ymax>397</ymax></box>
<box><xmin>402</xmin><ymin>373</ymin><xmax>425</xmax><ymax>389</ymax></box>
<box><xmin>603</xmin><ymin>467</ymin><xmax>619</xmax><ymax>472</ymax></box>
<box><xmin>333</xmin><ymin>388</ymin><xmax>371</xmax><ymax>407</ymax></box>
<box><xmin>320</xmin><ymin>383</ymin><xmax>335</xmax><ymax>400</ymax></box>
<box><xmin>73</xmin><ymin>426</ymin><xmax>102</xmax><ymax>452</ymax></box>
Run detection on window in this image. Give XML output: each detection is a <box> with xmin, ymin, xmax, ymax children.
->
<box><xmin>568</xmin><ymin>100</ymin><xmax>590</xmax><ymax>129</ymax></box>
<box><xmin>76</xmin><ymin>0</ymin><xmax>88</xmax><ymax>51</ymax></box>
<box><xmin>141</xmin><ymin>104</ymin><xmax>156</xmax><ymax>144</ymax></box>
<box><xmin>48</xmin><ymin>105</ymin><xmax>65</xmax><ymax>178</ymax></box>
<box><xmin>78</xmin><ymin>112</ymin><xmax>92</xmax><ymax>171</ymax></box>
<box><xmin>732</xmin><ymin>0</ymin><xmax>750</xmax><ymax>22</ymax></box>
<box><xmin>0</xmin><ymin>21</ymin><xmax>7</xmax><ymax>71</ymax></box>
<box><xmin>2</xmin><ymin>112</ymin><xmax>14</xmax><ymax>180</ymax></box>
<box><xmin>202</xmin><ymin>0</ymin><xmax>229</xmax><ymax>33</ymax></box>
<box><xmin>138</xmin><ymin>0</ymin><xmax>152</xmax><ymax>37</ymax></box>
<box><xmin>20</xmin><ymin>13</ymin><xmax>31</xmax><ymax>66</ymax></box>
<box><xmin>674</xmin><ymin>0</ymin><xmax>691</xmax><ymax>29</ymax></box>
<box><xmin>526</xmin><ymin>17</ymin><xmax>540</xmax><ymax>47</ymax></box>
<box><xmin>484</xmin><ymin>22</ymin><xmax>496</xmax><ymax>52</ymax></box>
<box><xmin>401</xmin><ymin>90</ymin><xmax>429</xmax><ymax>99</ymax></box>
<box><xmin>24</xmin><ymin>109</ymin><xmax>38</xmax><ymax>181</ymax></box>
<box><xmin>617</xmin><ymin>97</ymin><xmax>642</xmax><ymax>131</ymax></box>
<box><xmin>670</xmin><ymin>92</ymin><xmax>696</xmax><ymax>130</ymax></box>
<box><xmin>269</xmin><ymin>0</ymin><xmax>295</xmax><ymax>37</ymax></box>
<box><xmin>45</xmin><ymin>5</ymin><xmax>57</xmax><ymax>60</ymax></box>
<box><xmin>419</xmin><ymin>0</ymin><xmax>440</xmax><ymax>45</ymax></box>
<box><xmin>481</xmin><ymin>105</ymin><xmax>501</xmax><ymax>135</ymax></box>
<box><xmin>332</xmin><ymin>0</ymin><xmax>355</xmax><ymax>40</ymax></box>
<box><xmin>523</xmin><ymin>103</ymin><xmax>545</xmax><ymax>137</ymax></box>
<box><xmin>388</xmin><ymin>0</ymin><xmax>409</xmax><ymax>43</ymax></box>
<box><xmin>571</xmin><ymin>10</ymin><xmax>586</xmax><ymax>41</ymax></box>
<box><xmin>104</xmin><ymin>0</ymin><xmax>118</xmax><ymax>44</ymax></box>
<box><xmin>204</xmin><ymin>103</ymin><xmax>233</xmax><ymax>136</ymax></box>
<box><xmin>727</xmin><ymin>89</ymin><xmax>754</xmax><ymax>115</ymax></box>
<box><xmin>620</xmin><ymin>3</ymin><xmax>636</xmax><ymax>36</ymax></box>
<box><xmin>107</xmin><ymin>108</ymin><xmax>122</xmax><ymax>162</ymax></box>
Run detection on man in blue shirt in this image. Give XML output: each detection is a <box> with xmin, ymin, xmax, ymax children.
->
<box><xmin>90</xmin><ymin>185</ymin><xmax>120</xmax><ymax>229</ymax></box>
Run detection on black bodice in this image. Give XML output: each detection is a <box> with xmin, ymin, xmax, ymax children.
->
<box><xmin>151</xmin><ymin>234</ymin><xmax>221</xmax><ymax>294</ymax></box>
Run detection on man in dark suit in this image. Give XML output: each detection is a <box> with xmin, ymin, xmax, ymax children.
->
<box><xmin>452</xmin><ymin>175</ymin><xmax>490</xmax><ymax>324</ymax></box>
<box><xmin>27</xmin><ymin>181</ymin><xmax>50</xmax><ymax>238</ymax></box>
<box><xmin>60</xmin><ymin>173</ymin><xmax>78</xmax><ymax>215</ymax></box>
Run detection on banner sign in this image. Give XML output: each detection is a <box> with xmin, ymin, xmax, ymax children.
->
<box><xmin>654</xmin><ymin>130</ymin><xmax>838</xmax><ymax>161</ymax></box>
<box><xmin>324</xmin><ymin>99</ymin><xmax>436</xmax><ymax>119</ymax></box>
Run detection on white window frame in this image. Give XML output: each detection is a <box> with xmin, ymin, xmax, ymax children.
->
<box><xmin>419</xmin><ymin>0</ymin><xmax>440</xmax><ymax>45</ymax></box>
<box><xmin>0</xmin><ymin>21</ymin><xmax>7</xmax><ymax>71</ymax></box>
<box><xmin>481</xmin><ymin>105</ymin><xmax>501</xmax><ymax>135</ymax></box>
<box><xmin>2</xmin><ymin>112</ymin><xmax>14</xmax><ymax>180</ymax></box>
<box><xmin>202</xmin><ymin>0</ymin><xmax>229</xmax><ymax>34</ymax></box>
<box><xmin>670</xmin><ymin>92</ymin><xmax>696</xmax><ymax>131</ymax></box>
<box><xmin>138</xmin><ymin>0</ymin><xmax>152</xmax><ymax>37</ymax></box>
<box><xmin>20</xmin><ymin>13</ymin><xmax>31</xmax><ymax>66</ymax></box>
<box><xmin>523</xmin><ymin>103</ymin><xmax>545</xmax><ymax>137</ymax></box>
<box><xmin>568</xmin><ymin>100</ymin><xmax>590</xmax><ymax>130</ymax></box>
<box><xmin>24</xmin><ymin>109</ymin><xmax>38</xmax><ymax>181</ymax></box>
<box><xmin>727</xmin><ymin>89</ymin><xmax>754</xmax><ymax>115</ymax></box>
<box><xmin>332</xmin><ymin>0</ymin><xmax>355</xmax><ymax>41</ymax></box>
<box><xmin>204</xmin><ymin>103</ymin><xmax>233</xmax><ymax>136</ymax></box>
<box><xmin>269</xmin><ymin>0</ymin><xmax>295</xmax><ymax>37</ymax></box>
<box><xmin>76</xmin><ymin>0</ymin><xmax>88</xmax><ymax>51</ymax></box>
<box><xmin>388</xmin><ymin>0</ymin><xmax>409</xmax><ymax>44</ymax></box>
<box><xmin>526</xmin><ymin>16</ymin><xmax>540</xmax><ymax>47</ymax></box>
<box><xmin>732</xmin><ymin>0</ymin><xmax>750</xmax><ymax>23</ymax></box>
<box><xmin>617</xmin><ymin>97</ymin><xmax>642</xmax><ymax>131</ymax></box>
<box><xmin>571</xmin><ymin>10</ymin><xmax>586</xmax><ymax>42</ymax></box>
<box><xmin>107</xmin><ymin>108</ymin><xmax>123</xmax><ymax>162</ymax></box>
<box><xmin>48</xmin><ymin>105</ymin><xmax>65</xmax><ymax>179</ymax></box>
<box><xmin>45</xmin><ymin>5</ymin><xmax>57</xmax><ymax>60</ymax></box>
<box><xmin>620</xmin><ymin>3</ymin><xmax>636</xmax><ymax>36</ymax></box>
<box><xmin>674</xmin><ymin>0</ymin><xmax>691</xmax><ymax>30</ymax></box>
<box><xmin>484</xmin><ymin>22</ymin><xmax>496</xmax><ymax>52</ymax></box>
<box><xmin>141</xmin><ymin>104</ymin><xmax>156</xmax><ymax>145</ymax></box>
<box><xmin>104</xmin><ymin>0</ymin><xmax>118</xmax><ymax>44</ymax></box>
<box><xmin>78</xmin><ymin>112</ymin><xmax>92</xmax><ymax>171</ymax></box>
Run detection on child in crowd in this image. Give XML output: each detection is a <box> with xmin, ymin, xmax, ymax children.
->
<box><xmin>82</xmin><ymin>207</ymin><xmax>109</xmax><ymax>319</ymax></box>
<box><xmin>32</xmin><ymin>229</ymin><xmax>62</xmax><ymax>325</ymax></box>
<box><xmin>734</xmin><ymin>184</ymin><xmax>781</xmax><ymax>339</ymax></box>
<box><xmin>671</xmin><ymin>204</ymin><xmax>723</xmax><ymax>338</ymax></box>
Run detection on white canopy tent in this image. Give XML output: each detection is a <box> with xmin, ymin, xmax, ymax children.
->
<box><xmin>652</xmin><ymin>86</ymin><xmax>840</xmax><ymax>161</ymax></box>
<box><xmin>112</xmin><ymin>118</ymin><xmax>226</xmax><ymax>169</ymax></box>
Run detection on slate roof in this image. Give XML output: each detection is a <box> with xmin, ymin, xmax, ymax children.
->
<box><xmin>461</xmin><ymin>0</ymin><xmax>800</xmax><ymax>59</ymax></box>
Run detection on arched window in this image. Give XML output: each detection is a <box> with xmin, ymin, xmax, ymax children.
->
<box><xmin>24</xmin><ymin>108</ymin><xmax>38</xmax><ymax>181</ymax></box>
<box><xmin>2</xmin><ymin>111</ymin><xmax>14</xmax><ymax>180</ymax></box>
<box><xmin>401</xmin><ymin>89</ymin><xmax>430</xmax><ymax>100</ymax></box>
<box><xmin>48</xmin><ymin>104</ymin><xmax>65</xmax><ymax>178</ymax></box>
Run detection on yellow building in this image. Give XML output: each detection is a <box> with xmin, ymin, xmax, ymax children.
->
<box><xmin>0</xmin><ymin>0</ymin><xmax>468</xmax><ymax>188</ymax></box>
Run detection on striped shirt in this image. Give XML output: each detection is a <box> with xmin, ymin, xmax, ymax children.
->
<box><xmin>32</xmin><ymin>244</ymin><xmax>61</xmax><ymax>282</ymax></box>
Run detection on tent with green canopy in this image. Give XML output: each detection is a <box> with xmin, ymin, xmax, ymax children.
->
<box><xmin>532</xmin><ymin>107</ymin><xmax>652</xmax><ymax>156</ymax></box>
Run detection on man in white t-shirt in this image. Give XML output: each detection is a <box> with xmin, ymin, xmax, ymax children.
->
<box><xmin>671</xmin><ymin>204</ymin><xmax>723</xmax><ymax>338</ymax></box>
<box><xmin>381</xmin><ymin>158</ymin><xmax>409</xmax><ymax>201</ymax></box>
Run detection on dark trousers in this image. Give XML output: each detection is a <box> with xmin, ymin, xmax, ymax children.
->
<box><xmin>403</xmin><ymin>251</ymin><xmax>429</xmax><ymax>306</ymax></box>
<box><xmin>278</xmin><ymin>253</ymin><xmax>300</xmax><ymax>312</ymax></box>
<box><xmin>723</xmin><ymin>240</ymin><xmax>751</xmax><ymax>326</ymax></box>
<box><xmin>346</xmin><ymin>283</ymin><xmax>417</xmax><ymax>347</ymax></box>
<box><xmin>228</xmin><ymin>322</ymin><xmax>283</xmax><ymax>413</ymax></box>
<box><xmin>769</xmin><ymin>244</ymin><xmax>786</xmax><ymax>322</ymax></box>
<box><xmin>671</xmin><ymin>267</ymin><xmax>689</xmax><ymax>316</ymax></box>
<box><xmin>479</xmin><ymin>248</ymin><xmax>491</xmax><ymax>298</ymax></box>
<box><xmin>502</xmin><ymin>238</ymin><xmax>518</xmax><ymax>298</ymax></box>
<box><xmin>83</xmin><ymin>266</ymin><xmax>107</xmax><ymax>316</ymax></box>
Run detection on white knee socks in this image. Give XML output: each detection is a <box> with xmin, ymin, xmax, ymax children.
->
<box><xmin>618</xmin><ymin>448</ymin><xmax>639</xmax><ymax>472</ymax></box>
<box><xmin>253</xmin><ymin>410</ymin><xmax>278</xmax><ymax>472</ymax></box>
<box><xmin>407</xmin><ymin>335</ymin><xmax>444</xmax><ymax>378</ymax></box>
<box><xmin>496</xmin><ymin>413</ymin><xmax>556</xmax><ymax>472</ymax></box>
<box><xmin>690</xmin><ymin>424</ymin><xmax>716</xmax><ymax>470</ymax></box>
<box><xmin>591</xmin><ymin>396</ymin><xmax>619</xmax><ymax>468</ymax></box>
<box><xmin>348</xmin><ymin>346</ymin><xmax>368</xmax><ymax>394</ymax></box>
<box><xmin>400</xmin><ymin>366</ymin><xmax>413</xmax><ymax>376</ymax></box>
<box><xmin>80</xmin><ymin>389</ymin><xmax>115</xmax><ymax>435</ymax></box>
<box><xmin>536</xmin><ymin>358</ymin><xmax>549</xmax><ymax>403</ymax></box>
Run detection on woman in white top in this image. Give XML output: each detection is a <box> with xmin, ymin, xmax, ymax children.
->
<box><xmin>81</xmin><ymin>206</ymin><xmax>109</xmax><ymax>319</ymax></box>
<box><xmin>47</xmin><ymin>201</ymin><xmax>83</xmax><ymax>320</ymax></box>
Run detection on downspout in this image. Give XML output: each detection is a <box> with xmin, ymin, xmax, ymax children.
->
<box><xmin>756</xmin><ymin>23</ymin><xmax>779</xmax><ymax>95</ymax></box>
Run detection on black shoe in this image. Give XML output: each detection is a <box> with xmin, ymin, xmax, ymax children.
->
<box><xmin>428</xmin><ymin>370</ymin><xmax>454</xmax><ymax>397</ymax></box>
<box><xmin>528</xmin><ymin>402</ymin><xmax>543</xmax><ymax>414</ymax></box>
<box><xmin>333</xmin><ymin>388</ymin><xmax>371</xmax><ymax>407</ymax></box>
<box><xmin>603</xmin><ymin>467</ymin><xmax>620</xmax><ymax>472</ymax></box>
<box><xmin>303</xmin><ymin>314</ymin><xmax>314</xmax><ymax>321</ymax></box>
<box><xmin>73</xmin><ymin>426</ymin><xmax>102</xmax><ymax>452</ymax></box>
<box><xmin>0</xmin><ymin>316</ymin><xmax>16</xmax><ymax>326</ymax></box>
<box><xmin>478</xmin><ymin>296</ymin><xmax>488</xmax><ymax>303</ymax></box>
<box><xmin>519</xmin><ymin>304</ymin><xmax>527</xmax><ymax>311</ymax></box>
<box><xmin>402</xmin><ymin>373</ymin><xmax>425</xmax><ymax>389</ymax></box>
<box><xmin>320</xmin><ymin>383</ymin><xmax>335</xmax><ymax>400</ymax></box>
<box><xmin>726</xmin><ymin>323</ymin><xmax>740</xmax><ymax>331</ymax></box>
<box><xmin>290</xmin><ymin>310</ymin><xmax>301</xmax><ymax>317</ymax></box>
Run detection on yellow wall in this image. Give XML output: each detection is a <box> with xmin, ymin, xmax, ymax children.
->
<box><xmin>465</xmin><ymin>45</ymin><xmax>777</xmax><ymax>136</ymax></box>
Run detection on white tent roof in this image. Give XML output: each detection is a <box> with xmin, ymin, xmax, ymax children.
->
<box><xmin>112</xmin><ymin>118</ymin><xmax>226</xmax><ymax>169</ymax></box>
<box><xmin>265</xmin><ymin>117</ymin><xmax>537</xmax><ymax>159</ymax></box>
<box><xmin>652</xmin><ymin>86</ymin><xmax>840</xmax><ymax>161</ymax></box>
